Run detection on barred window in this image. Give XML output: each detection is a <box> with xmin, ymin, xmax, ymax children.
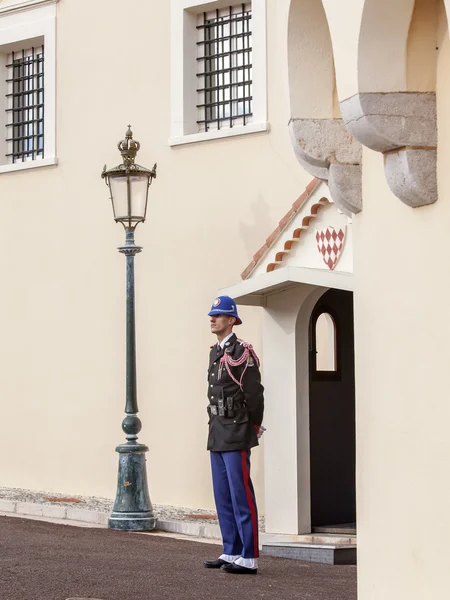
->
<box><xmin>196</xmin><ymin>4</ymin><xmax>252</xmax><ymax>133</ymax></box>
<box><xmin>5</xmin><ymin>46</ymin><xmax>44</xmax><ymax>164</ymax></box>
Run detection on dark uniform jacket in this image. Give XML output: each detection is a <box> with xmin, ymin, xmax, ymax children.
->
<box><xmin>207</xmin><ymin>333</ymin><xmax>264</xmax><ymax>452</ymax></box>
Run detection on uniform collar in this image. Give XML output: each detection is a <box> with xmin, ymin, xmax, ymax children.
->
<box><xmin>218</xmin><ymin>332</ymin><xmax>236</xmax><ymax>349</ymax></box>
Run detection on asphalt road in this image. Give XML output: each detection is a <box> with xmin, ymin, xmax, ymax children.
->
<box><xmin>0</xmin><ymin>516</ymin><xmax>356</xmax><ymax>600</ymax></box>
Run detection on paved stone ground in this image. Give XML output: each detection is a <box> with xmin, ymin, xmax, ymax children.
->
<box><xmin>0</xmin><ymin>516</ymin><xmax>357</xmax><ymax>600</ymax></box>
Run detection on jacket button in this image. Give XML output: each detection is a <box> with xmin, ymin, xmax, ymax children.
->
<box><xmin>210</xmin><ymin>384</ymin><xmax>213</xmax><ymax>387</ymax></box>
<box><xmin>211</xmin><ymin>396</ymin><xmax>214</xmax><ymax>399</ymax></box>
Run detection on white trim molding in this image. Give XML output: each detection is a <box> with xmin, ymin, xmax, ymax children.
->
<box><xmin>0</xmin><ymin>155</ymin><xmax>57</xmax><ymax>173</ymax></box>
<box><xmin>219</xmin><ymin>265</ymin><xmax>353</xmax><ymax>307</ymax></box>
<box><xmin>0</xmin><ymin>1</ymin><xmax>57</xmax><ymax>173</ymax></box>
<box><xmin>169</xmin><ymin>0</ymin><xmax>268</xmax><ymax>146</ymax></box>
<box><xmin>169</xmin><ymin>121</ymin><xmax>269</xmax><ymax>146</ymax></box>
<box><xmin>0</xmin><ymin>0</ymin><xmax>58</xmax><ymax>16</ymax></box>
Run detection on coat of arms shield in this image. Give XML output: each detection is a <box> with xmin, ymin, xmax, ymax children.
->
<box><xmin>315</xmin><ymin>226</ymin><xmax>347</xmax><ymax>270</ymax></box>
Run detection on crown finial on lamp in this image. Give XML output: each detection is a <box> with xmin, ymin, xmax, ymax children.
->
<box><xmin>117</xmin><ymin>125</ymin><xmax>141</xmax><ymax>169</ymax></box>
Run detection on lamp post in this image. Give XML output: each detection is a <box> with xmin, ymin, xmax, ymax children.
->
<box><xmin>102</xmin><ymin>126</ymin><xmax>157</xmax><ymax>531</ymax></box>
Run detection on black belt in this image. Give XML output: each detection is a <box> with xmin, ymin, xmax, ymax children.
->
<box><xmin>208</xmin><ymin>403</ymin><xmax>246</xmax><ymax>416</ymax></box>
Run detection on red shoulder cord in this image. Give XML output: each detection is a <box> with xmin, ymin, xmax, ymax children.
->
<box><xmin>218</xmin><ymin>339</ymin><xmax>260</xmax><ymax>391</ymax></box>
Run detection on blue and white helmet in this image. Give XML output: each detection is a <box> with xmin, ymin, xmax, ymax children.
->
<box><xmin>208</xmin><ymin>295</ymin><xmax>242</xmax><ymax>325</ymax></box>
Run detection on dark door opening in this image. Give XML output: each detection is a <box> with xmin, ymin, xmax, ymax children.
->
<box><xmin>309</xmin><ymin>288</ymin><xmax>356</xmax><ymax>531</ymax></box>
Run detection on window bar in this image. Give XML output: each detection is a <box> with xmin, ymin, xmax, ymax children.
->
<box><xmin>31</xmin><ymin>47</ymin><xmax>34</xmax><ymax>160</ymax></box>
<box><xmin>197</xmin><ymin>47</ymin><xmax>251</xmax><ymax>62</ymax></box>
<box><xmin>204</xmin><ymin>11</ymin><xmax>209</xmax><ymax>131</ymax></box>
<box><xmin>198</xmin><ymin>64</ymin><xmax>253</xmax><ymax>77</ymax></box>
<box><xmin>216</xmin><ymin>8</ymin><xmax>220</xmax><ymax>131</ymax></box>
<box><xmin>14</xmin><ymin>51</ymin><xmax>18</xmax><ymax>162</ymax></box>
<box><xmin>220</xmin><ymin>7</ymin><xmax>225</xmax><ymax>131</ymax></box>
<box><xmin>34</xmin><ymin>47</ymin><xmax>38</xmax><ymax>160</ymax></box>
<box><xmin>197</xmin><ymin>96</ymin><xmax>252</xmax><ymax>109</ymax></box>
<box><xmin>248</xmin><ymin>5</ymin><xmax>252</xmax><ymax>122</ymax></box>
<box><xmin>29</xmin><ymin>49</ymin><xmax>33</xmax><ymax>157</ymax></box>
<box><xmin>25</xmin><ymin>49</ymin><xmax>29</xmax><ymax>160</ymax></box>
<box><xmin>229</xmin><ymin>6</ymin><xmax>233</xmax><ymax>128</ymax></box>
<box><xmin>197</xmin><ymin>31</ymin><xmax>250</xmax><ymax>45</ymax></box>
<box><xmin>10</xmin><ymin>51</ymin><xmax>14</xmax><ymax>161</ymax></box>
<box><xmin>22</xmin><ymin>50</ymin><xmax>25</xmax><ymax>160</ymax></box>
<box><xmin>211</xmin><ymin>10</ymin><xmax>216</xmax><ymax>129</ymax></box>
<box><xmin>197</xmin><ymin>79</ymin><xmax>252</xmax><ymax>93</ymax></box>
<box><xmin>197</xmin><ymin>13</ymin><xmax>250</xmax><ymax>29</ymax></box>
<box><xmin>16</xmin><ymin>51</ymin><xmax>21</xmax><ymax>162</ymax></box>
<box><xmin>243</xmin><ymin>3</ymin><xmax>247</xmax><ymax>126</ymax></box>
<box><xmin>197</xmin><ymin>113</ymin><xmax>253</xmax><ymax>125</ymax></box>
<box><xmin>24</xmin><ymin>49</ymin><xmax>28</xmax><ymax>160</ymax></box>
<box><xmin>40</xmin><ymin>47</ymin><xmax>44</xmax><ymax>157</ymax></box>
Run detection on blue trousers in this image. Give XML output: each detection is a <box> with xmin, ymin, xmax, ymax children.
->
<box><xmin>210</xmin><ymin>450</ymin><xmax>259</xmax><ymax>559</ymax></box>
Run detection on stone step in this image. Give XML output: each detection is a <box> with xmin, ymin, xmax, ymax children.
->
<box><xmin>261</xmin><ymin>532</ymin><xmax>356</xmax><ymax>546</ymax></box>
<box><xmin>261</xmin><ymin>542</ymin><xmax>357</xmax><ymax>565</ymax></box>
<box><xmin>313</xmin><ymin>524</ymin><xmax>357</xmax><ymax>535</ymax></box>
<box><xmin>298</xmin><ymin>533</ymin><xmax>356</xmax><ymax>546</ymax></box>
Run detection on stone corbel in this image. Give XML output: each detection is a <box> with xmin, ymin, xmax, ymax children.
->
<box><xmin>340</xmin><ymin>93</ymin><xmax>437</xmax><ymax>208</ymax></box>
<box><xmin>289</xmin><ymin>118</ymin><xmax>362</xmax><ymax>215</ymax></box>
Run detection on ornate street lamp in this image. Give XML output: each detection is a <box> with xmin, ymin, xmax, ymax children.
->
<box><xmin>102</xmin><ymin>126</ymin><xmax>157</xmax><ymax>531</ymax></box>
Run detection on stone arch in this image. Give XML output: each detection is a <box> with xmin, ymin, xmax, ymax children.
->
<box><xmin>407</xmin><ymin>0</ymin><xmax>438</xmax><ymax>92</ymax></box>
<box><xmin>358</xmin><ymin>0</ymin><xmax>415</xmax><ymax>93</ymax></box>
<box><xmin>287</xmin><ymin>0</ymin><xmax>363</xmax><ymax>215</ymax></box>
<box><xmin>287</xmin><ymin>0</ymin><xmax>337</xmax><ymax>119</ymax></box>
<box><xmin>340</xmin><ymin>0</ymin><xmax>442</xmax><ymax>207</ymax></box>
<box><xmin>357</xmin><ymin>0</ymin><xmax>441</xmax><ymax>94</ymax></box>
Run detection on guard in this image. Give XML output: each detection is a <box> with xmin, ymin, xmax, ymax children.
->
<box><xmin>203</xmin><ymin>295</ymin><xmax>264</xmax><ymax>575</ymax></box>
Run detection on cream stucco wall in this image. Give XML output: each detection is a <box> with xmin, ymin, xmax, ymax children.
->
<box><xmin>353</xmin><ymin>3</ymin><xmax>450</xmax><ymax>598</ymax></box>
<box><xmin>0</xmin><ymin>0</ymin><xmax>310</xmax><ymax>511</ymax></box>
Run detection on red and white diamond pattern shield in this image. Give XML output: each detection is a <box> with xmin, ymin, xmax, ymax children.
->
<box><xmin>315</xmin><ymin>226</ymin><xmax>346</xmax><ymax>270</ymax></box>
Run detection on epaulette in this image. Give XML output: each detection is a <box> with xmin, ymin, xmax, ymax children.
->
<box><xmin>237</xmin><ymin>338</ymin><xmax>260</xmax><ymax>366</ymax></box>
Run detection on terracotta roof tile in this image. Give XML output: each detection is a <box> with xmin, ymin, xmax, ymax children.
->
<box><xmin>241</xmin><ymin>178</ymin><xmax>323</xmax><ymax>280</ymax></box>
<box><xmin>264</xmin><ymin>200</ymin><xmax>329</xmax><ymax>274</ymax></box>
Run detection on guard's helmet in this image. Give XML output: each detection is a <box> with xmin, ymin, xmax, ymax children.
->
<box><xmin>208</xmin><ymin>295</ymin><xmax>242</xmax><ymax>325</ymax></box>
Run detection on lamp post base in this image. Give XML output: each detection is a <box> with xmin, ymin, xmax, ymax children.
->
<box><xmin>108</xmin><ymin>513</ymin><xmax>156</xmax><ymax>531</ymax></box>
<box><xmin>108</xmin><ymin>442</ymin><xmax>156</xmax><ymax>532</ymax></box>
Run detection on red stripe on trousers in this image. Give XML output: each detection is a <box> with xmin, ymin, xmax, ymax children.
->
<box><xmin>241</xmin><ymin>450</ymin><xmax>259</xmax><ymax>558</ymax></box>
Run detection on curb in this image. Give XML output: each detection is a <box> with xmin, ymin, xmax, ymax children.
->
<box><xmin>0</xmin><ymin>500</ymin><xmax>222</xmax><ymax>540</ymax></box>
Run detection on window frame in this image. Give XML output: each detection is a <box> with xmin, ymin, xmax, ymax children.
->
<box><xmin>169</xmin><ymin>0</ymin><xmax>268</xmax><ymax>146</ymax></box>
<box><xmin>0</xmin><ymin>0</ymin><xmax>57</xmax><ymax>174</ymax></box>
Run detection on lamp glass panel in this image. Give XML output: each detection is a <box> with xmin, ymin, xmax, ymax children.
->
<box><xmin>129</xmin><ymin>175</ymin><xmax>150</xmax><ymax>220</ymax></box>
<box><xmin>109</xmin><ymin>175</ymin><xmax>130</xmax><ymax>221</ymax></box>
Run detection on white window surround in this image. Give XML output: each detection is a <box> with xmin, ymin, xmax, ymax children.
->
<box><xmin>0</xmin><ymin>0</ymin><xmax>57</xmax><ymax>174</ymax></box>
<box><xmin>169</xmin><ymin>0</ymin><xmax>268</xmax><ymax>147</ymax></box>
<box><xmin>0</xmin><ymin>0</ymin><xmax>57</xmax><ymax>16</ymax></box>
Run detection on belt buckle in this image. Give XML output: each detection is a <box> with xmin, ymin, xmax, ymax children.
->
<box><xmin>210</xmin><ymin>405</ymin><xmax>218</xmax><ymax>416</ymax></box>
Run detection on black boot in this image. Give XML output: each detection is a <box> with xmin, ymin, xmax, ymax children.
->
<box><xmin>221</xmin><ymin>563</ymin><xmax>257</xmax><ymax>575</ymax></box>
<box><xmin>203</xmin><ymin>558</ymin><xmax>230</xmax><ymax>569</ymax></box>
